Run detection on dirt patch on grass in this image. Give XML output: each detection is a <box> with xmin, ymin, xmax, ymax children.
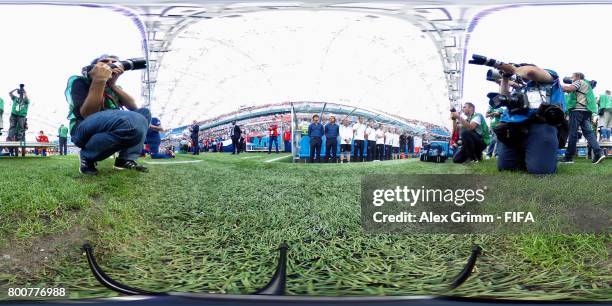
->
<box><xmin>0</xmin><ymin>224</ymin><xmax>92</xmax><ymax>284</ymax></box>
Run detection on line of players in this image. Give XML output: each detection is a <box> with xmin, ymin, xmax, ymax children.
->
<box><xmin>307</xmin><ymin>114</ymin><xmax>415</xmax><ymax>163</ymax></box>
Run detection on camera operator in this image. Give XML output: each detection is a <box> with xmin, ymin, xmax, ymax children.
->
<box><xmin>451</xmin><ymin>102</ymin><xmax>489</xmax><ymax>163</ymax></box>
<box><xmin>485</xmin><ymin>104</ymin><xmax>503</xmax><ymax>158</ymax></box>
<box><xmin>65</xmin><ymin>54</ymin><xmax>151</xmax><ymax>175</ymax></box>
<box><xmin>8</xmin><ymin>85</ymin><xmax>30</xmax><ymax>147</ymax></box>
<box><xmin>0</xmin><ymin>96</ymin><xmax>4</xmax><ymax>135</ymax></box>
<box><xmin>58</xmin><ymin>123</ymin><xmax>69</xmax><ymax>155</ymax></box>
<box><xmin>597</xmin><ymin>90</ymin><xmax>611</xmax><ymax>141</ymax></box>
<box><xmin>560</xmin><ymin>72</ymin><xmax>605</xmax><ymax>164</ymax></box>
<box><xmin>482</xmin><ymin>59</ymin><xmax>565</xmax><ymax>174</ymax></box>
<box><xmin>597</xmin><ymin>90</ymin><xmax>612</xmax><ymax>141</ymax></box>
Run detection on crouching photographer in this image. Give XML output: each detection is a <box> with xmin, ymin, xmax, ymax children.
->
<box><xmin>469</xmin><ymin>54</ymin><xmax>567</xmax><ymax>174</ymax></box>
<box><xmin>65</xmin><ymin>55</ymin><xmax>150</xmax><ymax>175</ymax></box>
<box><xmin>451</xmin><ymin>102</ymin><xmax>490</xmax><ymax>163</ymax></box>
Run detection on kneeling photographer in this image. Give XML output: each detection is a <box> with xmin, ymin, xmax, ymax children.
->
<box><xmin>451</xmin><ymin>102</ymin><xmax>489</xmax><ymax>163</ymax></box>
<box><xmin>65</xmin><ymin>55</ymin><xmax>150</xmax><ymax>175</ymax></box>
<box><xmin>469</xmin><ymin>55</ymin><xmax>567</xmax><ymax>174</ymax></box>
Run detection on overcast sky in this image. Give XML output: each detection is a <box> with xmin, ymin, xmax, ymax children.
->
<box><xmin>1</xmin><ymin>4</ymin><xmax>611</xmax><ymax>141</ymax></box>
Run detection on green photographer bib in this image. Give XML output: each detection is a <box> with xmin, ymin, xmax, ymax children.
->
<box><xmin>567</xmin><ymin>80</ymin><xmax>597</xmax><ymax>114</ymax></box>
<box><xmin>599</xmin><ymin>94</ymin><xmax>612</xmax><ymax>110</ymax></box>
<box><xmin>467</xmin><ymin>113</ymin><xmax>491</xmax><ymax>146</ymax></box>
<box><xmin>11</xmin><ymin>96</ymin><xmax>29</xmax><ymax>117</ymax></box>
<box><xmin>65</xmin><ymin>75</ymin><xmax>120</xmax><ymax>132</ymax></box>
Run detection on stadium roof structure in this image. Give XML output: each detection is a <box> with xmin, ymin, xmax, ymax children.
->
<box><xmin>1</xmin><ymin>0</ymin><xmax>595</xmax><ymax>133</ymax></box>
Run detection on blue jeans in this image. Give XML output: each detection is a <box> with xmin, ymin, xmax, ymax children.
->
<box><xmin>284</xmin><ymin>140</ymin><xmax>291</xmax><ymax>152</ymax></box>
<box><xmin>601</xmin><ymin>128</ymin><xmax>611</xmax><ymax>140</ymax></box>
<box><xmin>59</xmin><ymin>137</ymin><xmax>68</xmax><ymax>155</ymax></box>
<box><xmin>497</xmin><ymin>123</ymin><xmax>558</xmax><ymax>174</ymax></box>
<box><xmin>565</xmin><ymin>110</ymin><xmax>601</xmax><ymax>158</ymax></box>
<box><xmin>72</xmin><ymin>108</ymin><xmax>151</xmax><ymax>162</ymax></box>
<box><xmin>149</xmin><ymin>142</ymin><xmax>173</xmax><ymax>159</ymax></box>
<box><xmin>268</xmin><ymin>135</ymin><xmax>279</xmax><ymax>153</ymax></box>
<box><xmin>486</xmin><ymin>132</ymin><xmax>498</xmax><ymax>157</ymax></box>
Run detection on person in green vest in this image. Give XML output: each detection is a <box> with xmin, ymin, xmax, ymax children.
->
<box><xmin>451</xmin><ymin>102</ymin><xmax>490</xmax><ymax>163</ymax></box>
<box><xmin>597</xmin><ymin>90</ymin><xmax>611</xmax><ymax>141</ymax></box>
<box><xmin>58</xmin><ymin>123</ymin><xmax>69</xmax><ymax>155</ymax></box>
<box><xmin>65</xmin><ymin>54</ymin><xmax>151</xmax><ymax>175</ymax></box>
<box><xmin>0</xmin><ymin>96</ymin><xmax>4</xmax><ymax>135</ymax></box>
<box><xmin>485</xmin><ymin>104</ymin><xmax>503</xmax><ymax>158</ymax></box>
<box><xmin>8</xmin><ymin>86</ymin><xmax>30</xmax><ymax>147</ymax></box>
<box><xmin>560</xmin><ymin>72</ymin><xmax>605</xmax><ymax>164</ymax></box>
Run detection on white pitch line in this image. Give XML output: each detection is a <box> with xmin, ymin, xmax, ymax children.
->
<box><xmin>265</xmin><ymin>154</ymin><xmax>292</xmax><ymax>163</ymax></box>
<box><xmin>144</xmin><ymin>160</ymin><xmax>203</xmax><ymax>165</ymax></box>
<box><xmin>241</xmin><ymin>156</ymin><xmax>263</xmax><ymax>159</ymax></box>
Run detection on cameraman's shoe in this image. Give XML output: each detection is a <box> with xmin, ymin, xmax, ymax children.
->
<box><xmin>559</xmin><ymin>156</ymin><xmax>574</xmax><ymax>164</ymax></box>
<box><xmin>114</xmin><ymin>159</ymin><xmax>149</xmax><ymax>172</ymax></box>
<box><xmin>79</xmin><ymin>152</ymin><xmax>98</xmax><ymax>175</ymax></box>
<box><xmin>592</xmin><ymin>153</ymin><xmax>605</xmax><ymax>164</ymax></box>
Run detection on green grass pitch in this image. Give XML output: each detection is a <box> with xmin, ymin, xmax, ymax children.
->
<box><xmin>0</xmin><ymin>153</ymin><xmax>610</xmax><ymax>300</ymax></box>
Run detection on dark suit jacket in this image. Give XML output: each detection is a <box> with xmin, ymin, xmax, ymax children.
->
<box><xmin>232</xmin><ymin>125</ymin><xmax>241</xmax><ymax>139</ymax></box>
<box><xmin>191</xmin><ymin>124</ymin><xmax>199</xmax><ymax>139</ymax></box>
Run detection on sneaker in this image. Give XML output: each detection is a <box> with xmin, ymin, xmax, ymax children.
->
<box><xmin>559</xmin><ymin>157</ymin><xmax>574</xmax><ymax>164</ymax></box>
<box><xmin>592</xmin><ymin>153</ymin><xmax>606</xmax><ymax>164</ymax></box>
<box><xmin>462</xmin><ymin>158</ymin><xmax>473</xmax><ymax>164</ymax></box>
<box><xmin>113</xmin><ymin>159</ymin><xmax>149</xmax><ymax>172</ymax></box>
<box><xmin>79</xmin><ymin>152</ymin><xmax>98</xmax><ymax>175</ymax></box>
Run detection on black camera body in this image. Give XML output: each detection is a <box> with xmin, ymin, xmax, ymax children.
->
<box><xmin>489</xmin><ymin>91</ymin><xmax>564</xmax><ymax>125</ymax></box>
<box><xmin>562</xmin><ymin>77</ymin><xmax>597</xmax><ymax>89</ymax></box>
<box><xmin>490</xmin><ymin>92</ymin><xmax>530</xmax><ymax>114</ymax></box>
<box><xmin>536</xmin><ymin>104</ymin><xmax>565</xmax><ymax>125</ymax></box>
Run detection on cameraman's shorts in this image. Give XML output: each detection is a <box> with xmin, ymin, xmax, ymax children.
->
<box><xmin>497</xmin><ymin>123</ymin><xmax>558</xmax><ymax>174</ymax></box>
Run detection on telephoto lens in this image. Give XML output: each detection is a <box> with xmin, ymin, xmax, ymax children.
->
<box><xmin>468</xmin><ymin>54</ymin><xmax>503</xmax><ymax>67</ymax></box>
<box><xmin>112</xmin><ymin>58</ymin><xmax>147</xmax><ymax>71</ymax></box>
<box><xmin>82</xmin><ymin>58</ymin><xmax>147</xmax><ymax>74</ymax></box>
